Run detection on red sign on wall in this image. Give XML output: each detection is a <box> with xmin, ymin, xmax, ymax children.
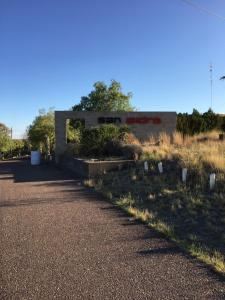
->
<box><xmin>126</xmin><ymin>117</ymin><xmax>161</xmax><ymax>125</ymax></box>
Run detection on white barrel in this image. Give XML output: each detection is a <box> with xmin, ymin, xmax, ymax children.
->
<box><xmin>31</xmin><ymin>150</ymin><xmax>41</xmax><ymax>165</ymax></box>
<box><xmin>158</xmin><ymin>162</ymin><xmax>163</xmax><ymax>173</ymax></box>
<box><xmin>209</xmin><ymin>173</ymin><xmax>216</xmax><ymax>190</ymax></box>
<box><xmin>144</xmin><ymin>161</ymin><xmax>148</xmax><ymax>171</ymax></box>
<box><xmin>182</xmin><ymin>168</ymin><xmax>187</xmax><ymax>183</ymax></box>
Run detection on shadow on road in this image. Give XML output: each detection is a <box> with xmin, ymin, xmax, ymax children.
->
<box><xmin>0</xmin><ymin>160</ymin><xmax>78</xmax><ymax>183</ymax></box>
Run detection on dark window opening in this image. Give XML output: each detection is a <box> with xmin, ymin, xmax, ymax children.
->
<box><xmin>98</xmin><ymin>117</ymin><xmax>122</xmax><ymax>124</ymax></box>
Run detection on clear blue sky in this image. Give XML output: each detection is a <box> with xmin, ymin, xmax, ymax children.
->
<box><xmin>0</xmin><ymin>0</ymin><xmax>225</xmax><ymax>138</ymax></box>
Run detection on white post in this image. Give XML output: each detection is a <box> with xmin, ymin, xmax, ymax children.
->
<box><xmin>210</xmin><ymin>173</ymin><xmax>216</xmax><ymax>190</ymax></box>
<box><xmin>144</xmin><ymin>161</ymin><xmax>148</xmax><ymax>172</ymax></box>
<box><xmin>158</xmin><ymin>162</ymin><xmax>163</xmax><ymax>173</ymax></box>
<box><xmin>182</xmin><ymin>168</ymin><xmax>187</xmax><ymax>183</ymax></box>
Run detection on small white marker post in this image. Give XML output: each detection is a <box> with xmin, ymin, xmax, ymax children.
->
<box><xmin>182</xmin><ymin>168</ymin><xmax>187</xmax><ymax>183</ymax></box>
<box><xmin>209</xmin><ymin>173</ymin><xmax>216</xmax><ymax>191</ymax></box>
<box><xmin>144</xmin><ymin>161</ymin><xmax>148</xmax><ymax>172</ymax></box>
<box><xmin>158</xmin><ymin>162</ymin><xmax>163</xmax><ymax>174</ymax></box>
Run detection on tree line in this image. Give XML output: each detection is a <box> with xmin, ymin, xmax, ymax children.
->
<box><xmin>177</xmin><ymin>108</ymin><xmax>225</xmax><ymax>136</ymax></box>
<box><xmin>0</xmin><ymin>123</ymin><xmax>29</xmax><ymax>159</ymax></box>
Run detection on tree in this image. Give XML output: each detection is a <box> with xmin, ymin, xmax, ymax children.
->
<box><xmin>0</xmin><ymin>123</ymin><xmax>10</xmax><ymax>135</ymax></box>
<box><xmin>176</xmin><ymin>109</ymin><xmax>219</xmax><ymax>136</ymax></box>
<box><xmin>0</xmin><ymin>123</ymin><xmax>11</xmax><ymax>155</ymax></box>
<box><xmin>72</xmin><ymin>80</ymin><xmax>134</xmax><ymax>112</ymax></box>
<box><xmin>66</xmin><ymin>119</ymin><xmax>83</xmax><ymax>143</ymax></box>
<box><xmin>188</xmin><ymin>109</ymin><xmax>206</xmax><ymax>135</ymax></box>
<box><xmin>27</xmin><ymin>109</ymin><xmax>55</xmax><ymax>153</ymax></box>
<box><xmin>202</xmin><ymin>109</ymin><xmax>218</xmax><ymax>131</ymax></box>
<box><xmin>11</xmin><ymin>139</ymin><xmax>29</xmax><ymax>157</ymax></box>
<box><xmin>176</xmin><ymin>113</ymin><xmax>190</xmax><ymax>135</ymax></box>
<box><xmin>221</xmin><ymin>117</ymin><xmax>225</xmax><ymax>132</ymax></box>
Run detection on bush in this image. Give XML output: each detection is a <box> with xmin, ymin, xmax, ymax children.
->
<box><xmin>79</xmin><ymin>124</ymin><xmax>129</xmax><ymax>157</ymax></box>
<box><xmin>64</xmin><ymin>142</ymin><xmax>80</xmax><ymax>157</ymax></box>
<box><xmin>121</xmin><ymin>144</ymin><xmax>143</xmax><ymax>160</ymax></box>
<box><xmin>103</xmin><ymin>139</ymin><xmax>124</xmax><ymax>157</ymax></box>
<box><xmin>67</xmin><ymin>123</ymin><xmax>142</xmax><ymax>159</ymax></box>
<box><xmin>104</xmin><ymin>140</ymin><xmax>143</xmax><ymax>160</ymax></box>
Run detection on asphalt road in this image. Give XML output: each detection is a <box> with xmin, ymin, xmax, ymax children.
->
<box><xmin>0</xmin><ymin>160</ymin><xmax>224</xmax><ymax>299</ymax></box>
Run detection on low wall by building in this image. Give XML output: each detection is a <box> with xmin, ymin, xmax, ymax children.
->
<box><xmin>60</xmin><ymin>157</ymin><xmax>136</xmax><ymax>178</ymax></box>
<box><xmin>55</xmin><ymin>111</ymin><xmax>176</xmax><ymax>162</ymax></box>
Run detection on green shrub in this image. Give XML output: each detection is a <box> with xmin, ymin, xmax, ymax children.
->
<box><xmin>79</xmin><ymin>124</ymin><xmax>129</xmax><ymax>157</ymax></box>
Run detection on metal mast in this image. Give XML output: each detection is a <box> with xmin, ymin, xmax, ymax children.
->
<box><xmin>210</xmin><ymin>63</ymin><xmax>213</xmax><ymax>109</ymax></box>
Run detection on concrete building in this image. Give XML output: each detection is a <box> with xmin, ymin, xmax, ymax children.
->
<box><xmin>55</xmin><ymin>111</ymin><xmax>176</xmax><ymax>162</ymax></box>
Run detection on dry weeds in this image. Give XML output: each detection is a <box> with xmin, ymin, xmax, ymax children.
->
<box><xmin>87</xmin><ymin>131</ymin><xmax>225</xmax><ymax>275</ymax></box>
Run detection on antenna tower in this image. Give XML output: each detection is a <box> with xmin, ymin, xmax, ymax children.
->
<box><xmin>210</xmin><ymin>63</ymin><xmax>213</xmax><ymax>109</ymax></box>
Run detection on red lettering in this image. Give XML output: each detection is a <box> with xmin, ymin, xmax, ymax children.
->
<box><xmin>126</xmin><ymin>117</ymin><xmax>161</xmax><ymax>125</ymax></box>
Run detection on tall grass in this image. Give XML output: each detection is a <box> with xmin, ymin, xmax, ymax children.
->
<box><xmin>142</xmin><ymin>131</ymin><xmax>225</xmax><ymax>172</ymax></box>
<box><xmin>87</xmin><ymin>130</ymin><xmax>225</xmax><ymax>275</ymax></box>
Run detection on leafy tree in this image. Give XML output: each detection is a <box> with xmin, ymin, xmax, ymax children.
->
<box><xmin>66</xmin><ymin>120</ymin><xmax>82</xmax><ymax>144</ymax></box>
<box><xmin>11</xmin><ymin>139</ymin><xmax>29</xmax><ymax>157</ymax></box>
<box><xmin>27</xmin><ymin>109</ymin><xmax>54</xmax><ymax>153</ymax></box>
<box><xmin>0</xmin><ymin>123</ymin><xmax>10</xmax><ymax>135</ymax></box>
<box><xmin>72</xmin><ymin>80</ymin><xmax>134</xmax><ymax>112</ymax></box>
<box><xmin>0</xmin><ymin>123</ymin><xmax>11</xmax><ymax>155</ymax></box>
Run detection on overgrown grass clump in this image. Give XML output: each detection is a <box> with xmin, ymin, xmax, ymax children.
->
<box><xmin>85</xmin><ymin>131</ymin><xmax>225</xmax><ymax>275</ymax></box>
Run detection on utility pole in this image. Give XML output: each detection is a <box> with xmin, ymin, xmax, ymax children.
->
<box><xmin>210</xmin><ymin>63</ymin><xmax>213</xmax><ymax>110</ymax></box>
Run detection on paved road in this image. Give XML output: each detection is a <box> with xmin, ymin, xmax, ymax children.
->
<box><xmin>0</xmin><ymin>160</ymin><xmax>224</xmax><ymax>299</ymax></box>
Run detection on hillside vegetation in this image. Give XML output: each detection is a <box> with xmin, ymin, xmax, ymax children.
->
<box><xmin>85</xmin><ymin>131</ymin><xmax>225</xmax><ymax>275</ymax></box>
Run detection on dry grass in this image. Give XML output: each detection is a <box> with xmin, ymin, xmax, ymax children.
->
<box><xmin>179</xmin><ymin>141</ymin><xmax>225</xmax><ymax>171</ymax></box>
<box><xmin>87</xmin><ymin>131</ymin><xmax>225</xmax><ymax>275</ymax></box>
<box><xmin>142</xmin><ymin>131</ymin><xmax>225</xmax><ymax>172</ymax></box>
<box><xmin>122</xmin><ymin>132</ymin><xmax>141</xmax><ymax>145</ymax></box>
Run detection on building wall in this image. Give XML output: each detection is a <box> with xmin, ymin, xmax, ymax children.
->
<box><xmin>55</xmin><ymin>111</ymin><xmax>176</xmax><ymax>162</ymax></box>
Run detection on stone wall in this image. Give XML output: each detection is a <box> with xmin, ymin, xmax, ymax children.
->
<box><xmin>55</xmin><ymin>111</ymin><xmax>176</xmax><ymax>162</ymax></box>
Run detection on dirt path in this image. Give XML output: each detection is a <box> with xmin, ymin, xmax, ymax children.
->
<box><xmin>0</xmin><ymin>160</ymin><xmax>224</xmax><ymax>299</ymax></box>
